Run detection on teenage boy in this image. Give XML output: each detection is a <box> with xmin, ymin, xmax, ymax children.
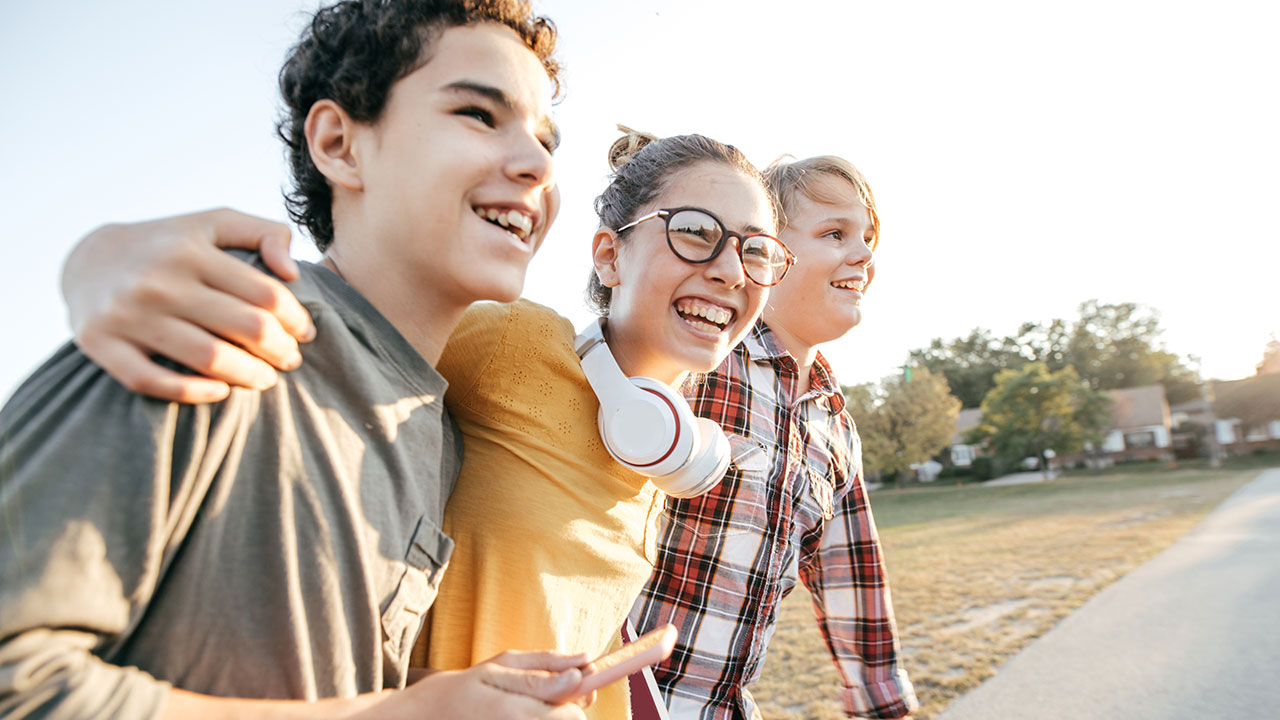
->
<box><xmin>629</xmin><ymin>156</ymin><xmax>917</xmax><ymax>719</ymax></box>
<box><xmin>0</xmin><ymin>2</ymin><xmax>588</xmax><ymax>718</ymax></box>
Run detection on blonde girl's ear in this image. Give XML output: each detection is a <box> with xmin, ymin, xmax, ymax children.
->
<box><xmin>591</xmin><ymin>227</ymin><xmax>622</xmax><ymax>288</ymax></box>
<box><xmin>304</xmin><ymin>99</ymin><xmax>363</xmax><ymax>192</ymax></box>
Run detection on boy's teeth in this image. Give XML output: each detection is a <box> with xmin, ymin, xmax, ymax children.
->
<box><xmin>509</xmin><ymin>212</ymin><xmax>531</xmax><ymax>234</ymax></box>
<box><xmin>474</xmin><ymin>207</ymin><xmax>533</xmax><ymax>239</ymax></box>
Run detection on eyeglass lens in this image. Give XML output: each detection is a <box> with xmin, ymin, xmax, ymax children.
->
<box><xmin>666</xmin><ymin>209</ymin><xmax>788</xmax><ymax>285</ymax></box>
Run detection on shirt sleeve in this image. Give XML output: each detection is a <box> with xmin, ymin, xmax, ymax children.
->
<box><xmin>0</xmin><ymin>344</ymin><xmax>233</xmax><ymax>719</ymax></box>
<box><xmin>437</xmin><ymin>302</ymin><xmax>514</xmax><ymax>411</ymax></box>
<box><xmin>797</xmin><ymin>426</ymin><xmax>918</xmax><ymax>719</ymax></box>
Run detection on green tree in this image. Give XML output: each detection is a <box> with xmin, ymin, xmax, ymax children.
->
<box><xmin>970</xmin><ymin>362</ymin><xmax>1111</xmax><ymax>478</ymax></box>
<box><xmin>1064</xmin><ymin>300</ymin><xmax>1198</xmax><ymax>404</ymax></box>
<box><xmin>907</xmin><ymin>329</ymin><xmax>1026</xmax><ymax>408</ymax></box>
<box><xmin>907</xmin><ymin>300</ymin><xmax>1200</xmax><ymax>408</ymax></box>
<box><xmin>844</xmin><ymin>367</ymin><xmax>961</xmax><ymax>484</ymax></box>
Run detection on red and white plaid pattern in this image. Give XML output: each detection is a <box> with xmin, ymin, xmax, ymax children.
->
<box><xmin>631</xmin><ymin>321</ymin><xmax>917</xmax><ymax>719</ymax></box>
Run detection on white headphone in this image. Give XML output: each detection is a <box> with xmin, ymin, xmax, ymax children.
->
<box><xmin>574</xmin><ymin>318</ymin><xmax>731</xmax><ymax>498</ymax></box>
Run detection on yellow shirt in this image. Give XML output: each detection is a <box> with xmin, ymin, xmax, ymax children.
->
<box><xmin>414</xmin><ymin>300</ymin><xmax>661</xmax><ymax>719</ymax></box>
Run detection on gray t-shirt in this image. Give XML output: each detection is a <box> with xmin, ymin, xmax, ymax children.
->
<box><xmin>0</xmin><ymin>257</ymin><xmax>459</xmax><ymax>718</ymax></box>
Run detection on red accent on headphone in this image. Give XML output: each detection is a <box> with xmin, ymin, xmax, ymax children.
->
<box><xmin>625</xmin><ymin>387</ymin><xmax>682</xmax><ymax>468</ymax></box>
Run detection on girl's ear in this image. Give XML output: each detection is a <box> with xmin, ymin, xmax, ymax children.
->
<box><xmin>304</xmin><ymin>99</ymin><xmax>363</xmax><ymax>192</ymax></box>
<box><xmin>591</xmin><ymin>227</ymin><xmax>622</xmax><ymax>288</ymax></box>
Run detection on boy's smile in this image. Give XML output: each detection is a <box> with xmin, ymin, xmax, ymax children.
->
<box><xmin>335</xmin><ymin>23</ymin><xmax>558</xmax><ymax>316</ymax></box>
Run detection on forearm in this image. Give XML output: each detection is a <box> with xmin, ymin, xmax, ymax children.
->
<box><xmin>802</xmin><ymin>518</ymin><xmax>917</xmax><ymax>716</ymax></box>
<box><xmin>163</xmin><ymin>688</ymin><xmax>389</xmax><ymax>720</ymax></box>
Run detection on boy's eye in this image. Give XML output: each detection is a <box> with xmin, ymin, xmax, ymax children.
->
<box><xmin>825</xmin><ymin>229</ymin><xmax>843</xmax><ymax>241</ymax></box>
<box><xmin>457</xmin><ymin>106</ymin><xmax>495</xmax><ymax>127</ymax></box>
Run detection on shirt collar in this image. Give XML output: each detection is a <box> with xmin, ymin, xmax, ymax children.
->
<box><xmin>742</xmin><ymin>318</ymin><xmax>791</xmax><ymax>361</ymax></box>
<box><xmin>744</xmin><ymin>320</ymin><xmax>847</xmax><ymax>413</ymax></box>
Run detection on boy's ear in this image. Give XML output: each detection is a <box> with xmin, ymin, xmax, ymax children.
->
<box><xmin>591</xmin><ymin>227</ymin><xmax>621</xmax><ymax>288</ymax></box>
<box><xmin>304</xmin><ymin>100</ymin><xmax>363</xmax><ymax>192</ymax></box>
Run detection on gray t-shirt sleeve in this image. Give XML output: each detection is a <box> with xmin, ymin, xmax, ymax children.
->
<box><xmin>0</xmin><ymin>342</ymin><xmax>228</xmax><ymax>719</ymax></box>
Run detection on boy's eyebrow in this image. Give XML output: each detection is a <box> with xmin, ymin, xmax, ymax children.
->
<box><xmin>443</xmin><ymin>80</ymin><xmax>560</xmax><ymax>150</ymax></box>
<box><xmin>813</xmin><ymin>215</ymin><xmax>850</xmax><ymax>227</ymax></box>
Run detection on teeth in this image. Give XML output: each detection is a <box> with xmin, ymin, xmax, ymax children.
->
<box><xmin>683</xmin><ymin>318</ymin><xmax>722</xmax><ymax>334</ymax></box>
<box><xmin>510</xmin><ymin>211</ymin><xmax>532</xmax><ymax>234</ymax></box>
<box><xmin>474</xmin><ymin>206</ymin><xmax>534</xmax><ymax>239</ymax></box>
<box><xmin>675</xmin><ymin>299</ymin><xmax>733</xmax><ymax>328</ymax></box>
<box><xmin>832</xmin><ymin>280</ymin><xmax>865</xmax><ymax>291</ymax></box>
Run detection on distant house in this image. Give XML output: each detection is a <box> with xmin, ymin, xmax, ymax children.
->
<box><xmin>1203</xmin><ymin>376</ymin><xmax>1280</xmax><ymax>453</ymax></box>
<box><xmin>948</xmin><ymin>384</ymin><xmax>1175</xmax><ymax>469</ymax></box>
<box><xmin>1092</xmin><ymin>384</ymin><xmax>1173</xmax><ymax>463</ymax></box>
<box><xmin>948</xmin><ymin>407</ymin><xmax>984</xmax><ymax>467</ymax></box>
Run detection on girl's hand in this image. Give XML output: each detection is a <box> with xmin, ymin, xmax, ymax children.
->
<box><xmin>61</xmin><ymin>208</ymin><xmax>313</xmax><ymax>403</ymax></box>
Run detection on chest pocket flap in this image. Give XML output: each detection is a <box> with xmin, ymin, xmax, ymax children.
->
<box><xmin>382</xmin><ymin>515</ymin><xmax>454</xmax><ymax>660</ymax></box>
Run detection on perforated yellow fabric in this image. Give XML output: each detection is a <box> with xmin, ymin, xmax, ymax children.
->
<box><xmin>415</xmin><ymin>300</ymin><xmax>661</xmax><ymax>719</ymax></box>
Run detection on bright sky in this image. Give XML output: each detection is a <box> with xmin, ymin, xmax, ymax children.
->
<box><xmin>3</xmin><ymin>0</ymin><xmax>1277</xmax><ymax>402</ymax></box>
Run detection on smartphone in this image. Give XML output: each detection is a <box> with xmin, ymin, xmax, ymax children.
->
<box><xmin>553</xmin><ymin>624</ymin><xmax>678</xmax><ymax>704</ymax></box>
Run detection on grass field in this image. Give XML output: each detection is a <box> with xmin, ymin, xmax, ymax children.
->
<box><xmin>749</xmin><ymin>453</ymin><xmax>1279</xmax><ymax>719</ymax></box>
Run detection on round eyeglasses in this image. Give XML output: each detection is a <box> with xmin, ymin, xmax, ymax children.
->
<box><xmin>615</xmin><ymin>207</ymin><xmax>795</xmax><ymax>287</ymax></box>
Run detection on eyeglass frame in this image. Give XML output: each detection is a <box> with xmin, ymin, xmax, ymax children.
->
<box><xmin>614</xmin><ymin>206</ymin><xmax>797</xmax><ymax>287</ymax></box>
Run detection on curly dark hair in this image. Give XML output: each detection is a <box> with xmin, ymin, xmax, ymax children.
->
<box><xmin>585</xmin><ymin>128</ymin><xmax>771</xmax><ymax>315</ymax></box>
<box><xmin>278</xmin><ymin>0</ymin><xmax>560</xmax><ymax>250</ymax></box>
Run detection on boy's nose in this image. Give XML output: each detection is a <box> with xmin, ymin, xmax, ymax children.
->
<box><xmin>506</xmin><ymin>132</ymin><xmax>554</xmax><ymax>188</ymax></box>
<box><xmin>846</xmin><ymin>238</ymin><xmax>874</xmax><ymax>266</ymax></box>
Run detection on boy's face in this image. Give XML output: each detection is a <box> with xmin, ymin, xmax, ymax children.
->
<box><xmin>352</xmin><ymin>22</ymin><xmax>558</xmax><ymax>306</ymax></box>
<box><xmin>763</xmin><ymin>177</ymin><xmax>875</xmax><ymax>349</ymax></box>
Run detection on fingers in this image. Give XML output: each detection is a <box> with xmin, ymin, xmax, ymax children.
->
<box><xmin>81</xmin><ymin>337</ymin><xmax>232</xmax><ymax>404</ymax></box>
<box><xmin>541</xmin><ymin>703</ymin><xmax>588</xmax><ymax>720</ymax></box>
<box><xmin>132</xmin><ymin>315</ymin><xmax>281</xmax><ymax>391</ymax></box>
<box><xmin>192</xmin><ymin>254</ymin><xmax>313</xmax><ymax>365</ymax></box>
<box><xmin>482</xmin><ymin>663</ymin><xmax>582</xmax><ymax>705</ymax></box>
<box><xmin>199</xmin><ymin>208</ymin><xmax>299</xmax><ymax>281</ymax></box>
<box><xmin>487</xmin><ymin>649</ymin><xmax>591</xmax><ymax>672</ymax></box>
<box><xmin>198</xmin><ymin>218</ymin><xmax>316</xmax><ymax>346</ymax></box>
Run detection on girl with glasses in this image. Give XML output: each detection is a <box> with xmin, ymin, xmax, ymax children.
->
<box><xmin>56</xmin><ymin>127</ymin><xmax>787</xmax><ymax>719</ymax></box>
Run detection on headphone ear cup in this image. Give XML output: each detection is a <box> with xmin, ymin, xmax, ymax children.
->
<box><xmin>599</xmin><ymin>376</ymin><xmax>695</xmax><ymax>477</ymax></box>
<box><xmin>652</xmin><ymin>417</ymin><xmax>731</xmax><ymax>499</ymax></box>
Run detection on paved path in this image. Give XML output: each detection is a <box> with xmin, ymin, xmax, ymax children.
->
<box><xmin>939</xmin><ymin>468</ymin><xmax>1280</xmax><ymax>720</ymax></box>
<box><xmin>982</xmin><ymin>470</ymin><xmax>1055</xmax><ymax>487</ymax></box>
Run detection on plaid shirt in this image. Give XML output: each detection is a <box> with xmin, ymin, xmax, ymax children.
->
<box><xmin>630</xmin><ymin>321</ymin><xmax>917</xmax><ymax>720</ymax></box>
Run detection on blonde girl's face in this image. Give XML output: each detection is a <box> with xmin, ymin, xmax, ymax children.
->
<box><xmin>593</xmin><ymin>162</ymin><xmax>774</xmax><ymax>385</ymax></box>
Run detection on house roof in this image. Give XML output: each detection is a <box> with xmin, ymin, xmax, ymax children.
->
<box><xmin>1211</xmin><ymin>375</ymin><xmax>1280</xmax><ymax>425</ymax></box>
<box><xmin>951</xmin><ymin>407</ymin><xmax>984</xmax><ymax>445</ymax></box>
<box><xmin>1109</xmin><ymin>384</ymin><xmax>1170</xmax><ymax>430</ymax></box>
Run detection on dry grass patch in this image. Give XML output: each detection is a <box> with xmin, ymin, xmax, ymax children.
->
<box><xmin>749</xmin><ymin>465</ymin><xmax>1264</xmax><ymax>719</ymax></box>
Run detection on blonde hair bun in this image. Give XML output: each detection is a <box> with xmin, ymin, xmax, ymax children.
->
<box><xmin>607</xmin><ymin>124</ymin><xmax>661</xmax><ymax>172</ymax></box>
